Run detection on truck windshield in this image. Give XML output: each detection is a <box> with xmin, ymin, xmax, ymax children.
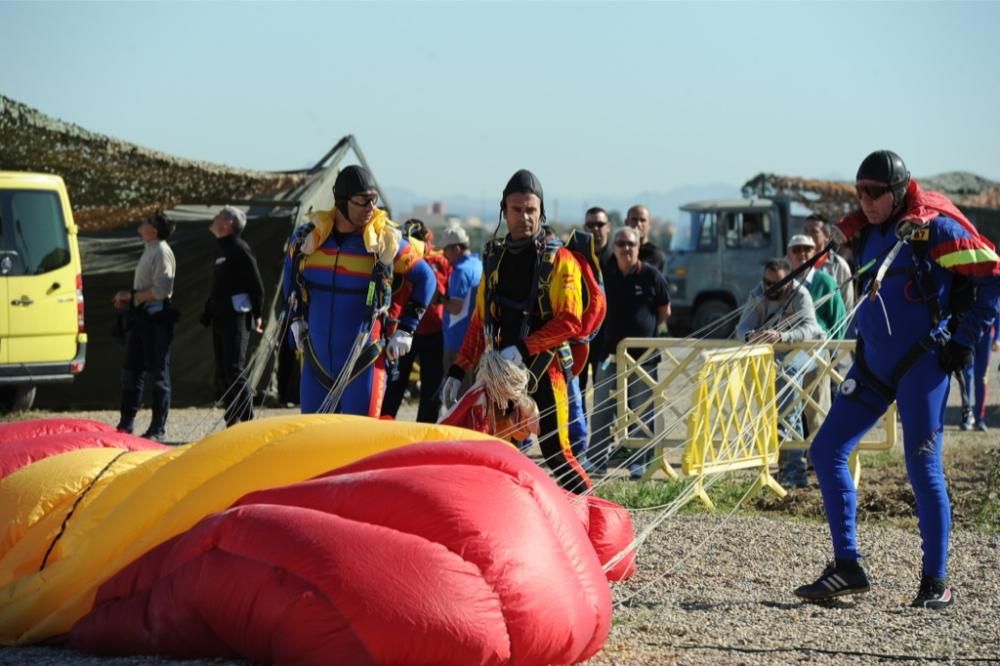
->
<box><xmin>669</xmin><ymin>210</ymin><xmax>718</xmax><ymax>253</ymax></box>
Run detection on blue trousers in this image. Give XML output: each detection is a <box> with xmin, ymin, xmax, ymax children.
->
<box><xmin>811</xmin><ymin>351</ymin><xmax>951</xmax><ymax>578</ymax></box>
<box><xmin>567</xmin><ymin>375</ymin><xmax>588</xmax><ymax>457</ymax></box>
<box><xmin>957</xmin><ymin>330</ymin><xmax>994</xmax><ymax>421</ymax></box>
<box><xmin>119</xmin><ymin>310</ymin><xmax>174</xmax><ymax>433</ymax></box>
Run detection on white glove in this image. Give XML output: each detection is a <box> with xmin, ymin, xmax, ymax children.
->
<box><xmin>386</xmin><ymin>330</ymin><xmax>413</xmax><ymax>361</ymax></box>
<box><xmin>442</xmin><ymin>377</ymin><xmax>462</xmax><ymax>408</ymax></box>
<box><xmin>290</xmin><ymin>319</ymin><xmax>307</xmax><ymax>351</ymax></box>
<box><xmin>499</xmin><ymin>345</ymin><xmax>524</xmax><ymax>366</ymax></box>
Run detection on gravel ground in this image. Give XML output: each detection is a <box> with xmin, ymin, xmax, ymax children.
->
<box><xmin>2</xmin><ymin>400</ymin><xmax>999</xmax><ymax>665</ymax></box>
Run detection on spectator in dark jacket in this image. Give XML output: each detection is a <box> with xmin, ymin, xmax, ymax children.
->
<box><xmin>580</xmin><ymin>206</ymin><xmax>613</xmax><ymax>394</ymax></box>
<box><xmin>588</xmin><ymin>226</ymin><xmax>671</xmax><ymax>479</ymax></box>
<box><xmin>201</xmin><ymin>205</ymin><xmax>265</xmax><ymax>426</ymax></box>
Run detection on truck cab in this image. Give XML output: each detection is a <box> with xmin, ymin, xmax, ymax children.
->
<box><xmin>0</xmin><ymin>172</ymin><xmax>87</xmax><ymax>412</ymax></box>
<box><xmin>665</xmin><ymin>197</ymin><xmax>793</xmax><ymax>337</ymax></box>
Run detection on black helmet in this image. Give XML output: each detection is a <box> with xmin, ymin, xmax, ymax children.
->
<box><xmin>501</xmin><ymin>169</ymin><xmax>546</xmax><ymax>220</ymax></box>
<box><xmin>856</xmin><ymin>150</ymin><xmax>910</xmax><ymax>207</ymax></box>
<box><xmin>333</xmin><ymin>165</ymin><xmax>378</xmax><ymax>218</ymax></box>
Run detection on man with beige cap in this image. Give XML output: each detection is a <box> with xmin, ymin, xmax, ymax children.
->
<box><xmin>440</xmin><ymin>224</ymin><xmax>482</xmax><ymax>398</ymax></box>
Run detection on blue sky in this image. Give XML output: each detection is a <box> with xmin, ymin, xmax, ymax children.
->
<box><xmin>3</xmin><ymin>1</ymin><xmax>999</xmax><ymax>210</ymax></box>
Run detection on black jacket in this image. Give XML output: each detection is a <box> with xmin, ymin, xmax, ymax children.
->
<box><xmin>201</xmin><ymin>234</ymin><xmax>265</xmax><ymax>325</ymax></box>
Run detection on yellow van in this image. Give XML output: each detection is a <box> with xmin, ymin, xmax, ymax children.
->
<box><xmin>0</xmin><ymin>172</ymin><xmax>86</xmax><ymax>411</ymax></box>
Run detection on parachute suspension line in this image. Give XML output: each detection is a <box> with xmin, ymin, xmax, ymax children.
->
<box><xmin>598</xmin><ymin>326</ymin><xmax>846</xmax><ymax>585</ymax></box>
<box><xmin>316</xmin><ymin>305</ymin><xmax>385</xmax><ymax>415</ymax></box>
<box><xmin>610</xmin><ymin>472</ymin><xmax>761</xmax><ymax>613</ymax></box>
<box><xmin>181</xmin><ymin>309</ymin><xmax>292</xmax><ymax>441</ymax></box>
<box><xmin>41</xmin><ymin>450</ymin><xmax>129</xmax><ymax>571</ymax></box>
<box><xmin>474</xmin><ymin>349</ymin><xmax>539</xmax><ymax>431</ymax></box>
<box><xmin>222</xmin><ymin>309</ymin><xmax>292</xmax><ymax>426</ymax></box>
<box><xmin>611</xmin><ymin>335</ymin><xmax>847</xmax><ymax>610</ymax></box>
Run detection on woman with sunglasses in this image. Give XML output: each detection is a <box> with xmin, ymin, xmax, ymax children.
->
<box><xmin>796</xmin><ymin>150</ymin><xmax>1000</xmax><ymax>609</ymax></box>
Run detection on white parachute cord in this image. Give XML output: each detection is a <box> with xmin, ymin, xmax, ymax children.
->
<box><xmin>181</xmin><ymin>310</ymin><xmax>291</xmax><ymax>441</ymax></box>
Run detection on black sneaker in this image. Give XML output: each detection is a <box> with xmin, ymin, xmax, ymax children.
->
<box><xmin>140</xmin><ymin>430</ymin><xmax>166</xmax><ymax>443</ymax></box>
<box><xmin>794</xmin><ymin>561</ymin><xmax>871</xmax><ymax>601</ymax></box>
<box><xmin>911</xmin><ymin>576</ymin><xmax>954</xmax><ymax>609</ymax></box>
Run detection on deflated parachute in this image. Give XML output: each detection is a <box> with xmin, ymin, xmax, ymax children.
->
<box><xmin>0</xmin><ymin>416</ymin><xmax>634</xmax><ymax>665</ymax></box>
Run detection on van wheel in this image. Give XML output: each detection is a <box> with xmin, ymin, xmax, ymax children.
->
<box><xmin>692</xmin><ymin>300</ymin><xmax>736</xmax><ymax>339</ymax></box>
<box><xmin>0</xmin><ymin>385</ymin><xmax>37</xmax><ymax>413</ymax></box>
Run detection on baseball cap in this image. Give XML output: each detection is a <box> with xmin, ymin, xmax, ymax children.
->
<box><xmin>787</xmin><ymin>234</ymin><xmax>816</xmax><ymax>249</ymax></box>
<box><xmin>440</xmin><ymin>225</ymin><xmax>470</xmax><ymax>247</ymax></box>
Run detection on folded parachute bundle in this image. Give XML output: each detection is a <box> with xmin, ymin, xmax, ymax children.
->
<box><xmin>0</xmin><ymin>415</ymin><xmax>635</xmax><ymax>665</ymax></box>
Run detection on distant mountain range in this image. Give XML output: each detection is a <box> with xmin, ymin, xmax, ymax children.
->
<box><xmin>383</xmin><ymin>182</ymin><xmax>742</xmax><ymax>223</ymax></box>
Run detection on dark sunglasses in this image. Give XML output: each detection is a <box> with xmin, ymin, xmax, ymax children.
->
<box><xmin>349</xmin><ymin>194</ymin><xmax>379</xmax><ymax>207</ymax></box>
<box><xmin>856</xmin><ymin>184</ymin><xmax>891</xmax><ymax>200</ymax></box>
<box><xmin>788</xmin><ymin>246</ymin><xmax>813</xmax><ymax>254</ymax></box>
<box><xmin>585</xmin><ymin>221</ymin><xmax>608</xmax><ymax>229</ymax></box>
<box><xmin>614</xmin><ymin>241</ymin><xmax>637</xmax><ymax>248</ymax></box>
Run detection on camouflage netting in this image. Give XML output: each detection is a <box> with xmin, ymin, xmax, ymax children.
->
<box><xmin>742</xmin><ymin>171</ymin><xmax>1000</xmax><ymax>222</ymax></box>
<box><xmin>0</xmin><ymin>94</ymin><xmax>308</xmax><ymax>230</ymax></box>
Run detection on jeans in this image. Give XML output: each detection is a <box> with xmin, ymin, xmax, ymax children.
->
<box><xmin>779</xmin><ymin>354</ymin><xmax>828</xmax><ymax>486</ymax></box>
<box><xmin>588</xmin><ymin>356</ymin><xmax>658</xmax><ymax>473</ymax></box>
<box><xmin>119</xmin><ymin>309</ymin><xmax>174</xmax><ymax>434</ymax></box>
<box><xmin>567</xmin><ymin>375</ymin><xmax>588</xmax><ymax>457</ymax></box>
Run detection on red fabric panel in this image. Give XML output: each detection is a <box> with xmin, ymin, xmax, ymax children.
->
<box><xmin>73</xmin><ymin>439</ymin><xmax>628</xmax><ymax>666</ymax></box>
<box><xmin>0</xmin><ymin>420</ymin><xmax>167</xmax><ymax>479</ymax></box>
<box><xmin>0</xmin><ymin>417</ymin><xmax>113</xmax><ymax>440</ymax></box>
<box><xmin>577</xmin><ymin>495</ymin><xmax>638</xmax><ymax>582</ymax></box>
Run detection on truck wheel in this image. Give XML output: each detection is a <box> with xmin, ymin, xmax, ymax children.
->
<box><xmin>0</xmin><ymin>385</ymin><xmax>37</xmax><ymax>413</ymax></box>
<box><xmin>692</xmin><ymin>300</ymin><xmax>736</xmax><ymax>339</ymax></box>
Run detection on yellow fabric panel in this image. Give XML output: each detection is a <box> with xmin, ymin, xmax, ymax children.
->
<box><xmin>301</xmin><ymin>208</ymin><xmax>397</xmax><ymax>258</ymax></box>
<box><xmin>548</xmin><ymin>248</ymin><xmax>583</xmax><ymax>317</ymax></box>
<box><xmin>303</xmin><ymin>250</ymin><xmax>375</xmax><ymax>275</ymax></box>
<box><xmin>0</xmin><ymin>449</ymin><xmax>164</xmax><ymax>580</ymax></box>
<box><xmin>0</xmin><ymin>451</ymin><xmax>164</xmax><ymax>569</ymax></box>
<box><xmin>0</xmin><ymin>415</ymin><xmax>497</xmax><ymax>644</ymax></box>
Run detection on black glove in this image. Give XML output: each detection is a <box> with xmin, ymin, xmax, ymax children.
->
<box><xmin>938</xmin><ymin>341</ymin><xmax>973</xmax><ymax>373</ymax></box>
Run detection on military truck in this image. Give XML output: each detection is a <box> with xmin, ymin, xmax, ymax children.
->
<box><xmin>665</xmin><ymin>197</ymin><xmax>803</xmax><ymax>337</ymax></box>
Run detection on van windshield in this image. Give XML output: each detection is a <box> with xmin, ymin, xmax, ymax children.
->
<box><xmin>0</xmin><ymin>190</ymin><xmax>70</xmax><ymax>275</ymax></box>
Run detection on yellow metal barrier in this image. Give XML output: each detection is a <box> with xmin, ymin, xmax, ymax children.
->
<box><xmin>681</xmin><ymin>346</ymin><xmax>783</xmax><ymax>509</ymax></box>
<box><xmin>611</xmin><ymin>338</ymin><xmax>898</xmax><ymax>508</ymax></box>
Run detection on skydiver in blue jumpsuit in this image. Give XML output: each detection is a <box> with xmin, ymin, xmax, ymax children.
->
<box><xmin>794</xmin><ymin>150</ymin><xmax>1000</xmax><ymax>609</ymax></box>
<box><xmin>283</xmin><ymin>166</ymin><xmax>435</xmax><ymax>415</ymax></box>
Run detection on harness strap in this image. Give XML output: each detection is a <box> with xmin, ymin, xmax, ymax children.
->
<box><xmin>853</xmin><ymin>328</ymin><xmax>948</xmax><ymax>405</ymax></box>
<box><xmin>304</xmin><ymin>333</ymin><xmax>385</xmax><ymax>398</ymax></box>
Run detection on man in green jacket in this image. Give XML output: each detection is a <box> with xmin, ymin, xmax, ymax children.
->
<box><xmin>787</xmin><ymin>234</ymin><xmax>847</xmax><ymax>339</ymax></box>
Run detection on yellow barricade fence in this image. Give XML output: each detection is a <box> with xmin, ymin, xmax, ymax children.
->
<box><xmin>611</xmin><ymin>338</ymin><xmax>897</xmax><ymax>509</ymax></box>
